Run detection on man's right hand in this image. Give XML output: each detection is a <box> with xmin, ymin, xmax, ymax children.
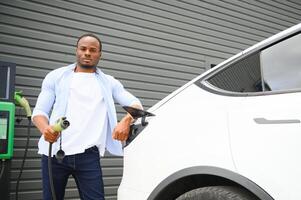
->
<box><xmin>42</xmin><ymin>125</ymin><xmax>60</xmax><ymax>143</ymax></box>
<box><xmin>32</xmin><ymin>115</ymin><xmax>60</xmax><ymax>143</ymax></box>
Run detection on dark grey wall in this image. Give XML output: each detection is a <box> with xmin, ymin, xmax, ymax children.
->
<box><xmin>0</xmin><ymin>0</ymin><xmax>300</xmax><ymax>199</ymax></box>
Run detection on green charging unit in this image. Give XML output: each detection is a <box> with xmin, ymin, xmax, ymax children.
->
<box><xmin>0</xmin><ymin>102</ymin><xmax>15</xmax><ymax>159</ymax></box>
<box><xmin>0</xmin><ymin>61</ymin><xmax>16</xmax><ymax>159</ymax></box>
<box><xmin>0</xmin><ymin>61</ymin><xmax>16</xmax><ymax>200</ymax></box>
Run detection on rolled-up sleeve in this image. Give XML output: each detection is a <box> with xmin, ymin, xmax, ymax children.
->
<box><xmin>111</xmin><ymin>77</ymin><xmax>142</xmax><ymax>107</ymax></box>
<box><xmin>31</xmin><ymin>72</ymin><xmax>56</xmax><ymax>121</ymax></box>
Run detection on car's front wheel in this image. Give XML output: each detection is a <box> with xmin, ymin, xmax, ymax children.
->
<box><xmin>176</xmin><ymin>186</ymin><xmax>259</xmax><ymax>200</ymax></box>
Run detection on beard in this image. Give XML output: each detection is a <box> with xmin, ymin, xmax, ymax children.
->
<box><xmin>76</xmin><ymin>56</ymin><xmax>100</xmax><ymax>71</ymax></box>
<box><xmin>80</xmin><ymin>64</ymin><xmax>96</xmax><ymax>69</ymax></box>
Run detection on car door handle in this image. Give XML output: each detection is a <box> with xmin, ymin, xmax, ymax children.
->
<box><xmin>254</xmin><ymin>118</ymin><xmax>300</xmax><ymax>124</ymax></box>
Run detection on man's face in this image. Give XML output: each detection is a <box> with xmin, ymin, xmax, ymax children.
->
<box><xmin>76</xmin><ymin>36</ymin><xmax>101</xmax><ymax>69</ymax></box>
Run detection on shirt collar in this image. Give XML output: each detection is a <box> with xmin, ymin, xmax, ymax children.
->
<box><xmin>69</xmin><ymin>63</ymin><xmax>100</xmax><ymax>74</ymax></box>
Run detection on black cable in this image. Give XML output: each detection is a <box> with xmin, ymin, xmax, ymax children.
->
<box><xmin>14</xmin><ymin>117</ymin><xmax>58</xmax><ymax>200</ymax></box>
<box><xmin>0</xmin><ymin>159</ymin><xmax>5</xmax><ymax>180</ymax></box>
<box><xmin>48</xmin><ymin>142</ymin><xmax>57</xmax><ymax>200</ymax></box>
<box><xmin>15</xmin><ymin>117</ymin><xmax>31</xmax><ymax>200</ymax></box>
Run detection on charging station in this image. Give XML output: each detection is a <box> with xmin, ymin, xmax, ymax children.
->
<box><xmin>0</xmin><ymin>61</ymin><xmax>16</xmax><ymax>200</ymax></box>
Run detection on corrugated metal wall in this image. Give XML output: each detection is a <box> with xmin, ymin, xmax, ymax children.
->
<box><xmin>0</xmin><ymin>0</ymin><xmax>300</xmax><ymax>199</ymax></box>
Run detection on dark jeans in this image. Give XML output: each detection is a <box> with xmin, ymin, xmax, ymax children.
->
<box><xmin>41</xmin><ymin>146</ymin><xmax>104</xmax><ymax>200</ymax></box>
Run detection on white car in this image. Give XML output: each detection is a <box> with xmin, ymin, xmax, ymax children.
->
<box><xmin>118</xmin><ymin>23</ymin><xmax>301</xmax><ymax>200</ymax></box>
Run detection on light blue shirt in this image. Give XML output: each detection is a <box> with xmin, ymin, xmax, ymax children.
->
<box><xmin>32</xmin><ymin>63</ymin><xmax>141</xmax><ymax>156</ymax></box>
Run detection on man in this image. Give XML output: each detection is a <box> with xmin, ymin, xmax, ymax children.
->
<box><xmin>32</xmin><ymin>33</ymin><xmax>142</xmax><ymax>200</ymax></box>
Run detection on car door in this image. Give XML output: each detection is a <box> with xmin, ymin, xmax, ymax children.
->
<box><xmin>229</xmin><ymin>33</ymin><xmax>301</xmax><ymax>200</ymax></box>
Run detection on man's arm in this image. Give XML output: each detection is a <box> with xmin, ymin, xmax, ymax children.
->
<box><xmin>110</xmin><ymin>77</ymin><xmax>143</xmax><ymax>141</ymax></box>
<box><xmin>32</xmin><ymin>71</ymin><xmax>58</xmax><ymax>143</ymax></box>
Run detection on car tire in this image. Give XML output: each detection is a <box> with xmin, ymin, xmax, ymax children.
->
<box><xmin>175</xmin><ymin>186</ymin><xmax>259</xmax><ymax>200</ymax></box>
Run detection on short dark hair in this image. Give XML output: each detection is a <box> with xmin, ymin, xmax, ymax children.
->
<box><xmin>77</xmin><ymin>33</ymin><xmax>102</xmax><ymax>51</ymax></box>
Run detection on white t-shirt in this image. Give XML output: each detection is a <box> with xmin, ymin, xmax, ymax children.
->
<box><xmin>60</xmin><ymin>72</ymin><xmax>108</xmax><ymax>156</ymax></box>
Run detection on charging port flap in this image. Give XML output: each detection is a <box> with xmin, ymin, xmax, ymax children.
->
<box><xmin>122</xmin><ymin>106</ymin><xmax>155</xmax><ymax>147</ymax></box>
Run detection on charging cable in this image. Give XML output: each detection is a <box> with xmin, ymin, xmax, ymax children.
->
<box><xmin>14</xmin><ymin>91</ymin><xmax>32</xmax><ymax>200</ymax></box>
<box><xmin>13</xmin><ymin>91</ymin><xmax>71</xmax><ymax>200</ymax></box>
<box><xmin>0</xmin><ymin>159</ymin><xmax>5</xmax><ymax>180</ymax></box>
<box><xmin>48</xmin><ymin>117</ymin><xmax>70</xmax><ymax>200</ymax></box>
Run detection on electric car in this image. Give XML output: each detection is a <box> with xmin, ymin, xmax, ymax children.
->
<box><xmin>118</xmin><ymin>23</ymin><xmax>301</xmax><ymax>200</ymax></box>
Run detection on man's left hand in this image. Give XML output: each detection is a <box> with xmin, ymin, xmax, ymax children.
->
<box><xmin>112</xmin><ymin>114</ymin><xmax>133</xmax><ymax>141</ymax></box>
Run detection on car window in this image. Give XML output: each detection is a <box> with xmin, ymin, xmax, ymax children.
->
<box><xmin>206</xmin><ymin>53</ymin><xmax>262</xmax><ymax>93</ymax></box>
<box><xmin>205</xmin><ymin>33</ymin><xmax>301</xmax><ymax>94</ymax></box>
<box><xmin>261</xmin><ymin>33</ymin><xmax>301</xmax><ymax>91</ymax></box>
